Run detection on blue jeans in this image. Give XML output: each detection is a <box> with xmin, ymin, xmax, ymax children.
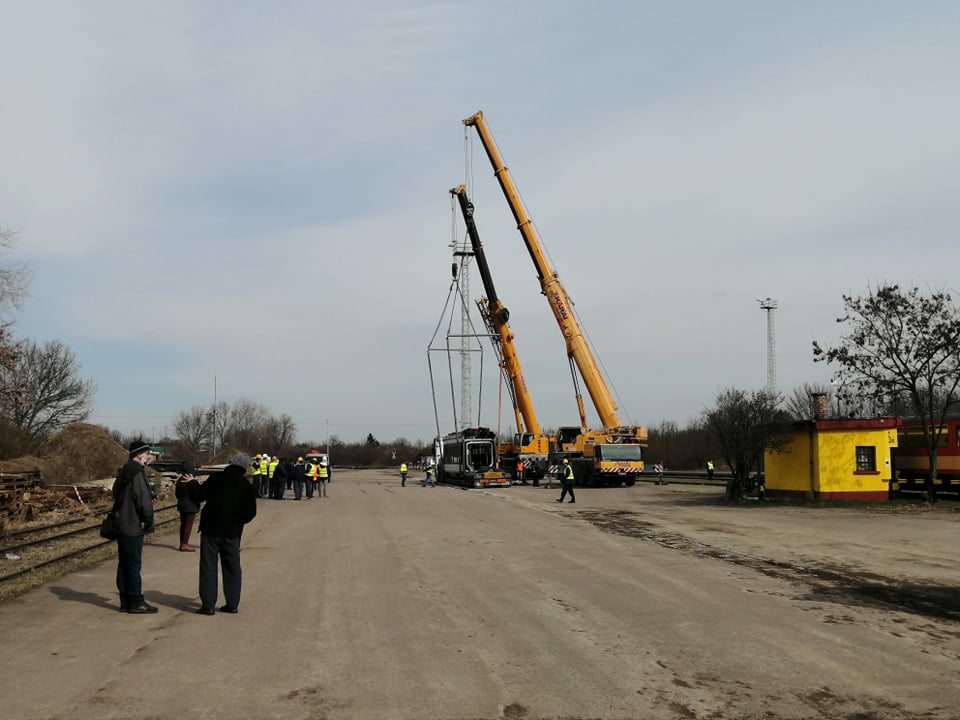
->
<box><xmin>199</xmin><ymin>534</ymin><xmax>242</xmax><ymax>610</ymax></box>
<box><xmin>116</xmin><ymin>534</ymin><xmax>144</xmax><ymax>604</ymax></box>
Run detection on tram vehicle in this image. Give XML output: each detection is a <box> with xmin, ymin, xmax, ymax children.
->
<box><xmin>435</xmin><ymin>428</ymin><xmax>511</xmax><ymax>488</ymax></box>
<box><xmin>891</xmin><ymin>417</ymin><xmax>960</xmax><ymax>491</ymax></box>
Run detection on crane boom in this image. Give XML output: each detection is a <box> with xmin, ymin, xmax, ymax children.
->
<box><xmin>463</xmin><ymin>110</ymin><xmax>622</xmax><ymax>429</ymax></box>
<box><xmin>450</xmin><ymin>185</ymin><xmax>541</xmax><ymax>436</ymax></box>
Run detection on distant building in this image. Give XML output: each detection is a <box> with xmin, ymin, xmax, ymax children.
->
<box><xmin>764</xmin><ymin>417</ymin><xmax>900</xmax><ymax>501</ymax></box>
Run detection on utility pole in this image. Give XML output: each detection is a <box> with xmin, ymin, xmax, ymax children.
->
<box><xmin>758</xmin><ymin>298</ymin><xmax>778</xmax><ymax>394</ymax></box>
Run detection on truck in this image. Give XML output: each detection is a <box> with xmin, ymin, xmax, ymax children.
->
<box><xmin>450</xmin><ymin>184</ymin><xmax>553</xmax><ymax>482</ymax></box>
<box><xmin>463</xmin><ymin>110</ymin><xmax>647</xmax><ymax>486</ymax></box>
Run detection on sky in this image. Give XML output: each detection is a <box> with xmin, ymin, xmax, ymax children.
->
<box><xmin>2</xmin><ymin>1</ymin><xmax>959</xmax><ymax>446</ymax></box>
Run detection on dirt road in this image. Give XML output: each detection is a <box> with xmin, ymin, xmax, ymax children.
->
<box><xmin>0</xmin><ymin>470</ymin><xmax>957</xmax><ymax>720</ymax></box>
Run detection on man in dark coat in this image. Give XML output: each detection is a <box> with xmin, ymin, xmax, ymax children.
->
<box><xmin>114</xmin><ymin>440</ymin><xmax>157</xmax><ymax>614</ymax></box>
<box><xmin>271</xmin><ymin>458</ymin><xmax>288</xmax><ymax>500</ymax></box>
<box><xmin>187</xmin><ymin>453</ymin><xmax>257</xmax><ymax>615</ymax></box>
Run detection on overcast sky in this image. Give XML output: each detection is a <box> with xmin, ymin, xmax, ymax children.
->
<box><xmin>2</xmin><ymin>1</ymin><xmax>958</xmax><ymax>446</ymax></box>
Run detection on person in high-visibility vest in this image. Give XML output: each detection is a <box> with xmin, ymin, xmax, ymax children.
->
<box><xmin>423</xmin><ymin>464</ymin><xmax>435</xmax><ymax>487</ymax></box>
<box><xmin>304</xmin><ymin>458</ymin><xmax>318</xmax><ymax>499</ymax></box>
<box><xmin>317</xmin><ymin>461</ymin><xmax>330</xmax><ymax>498</ymax></box>
<box><xmin>515</xmin><ymin>459</ymin><xmax>525</xmax><ymax>485</ymax></box>
<box><xmin>706</xmin><ymin>460</ymin><xmax>715</xmax><ymax>481</ymax></box>
<box><xmin>399</xmin><ymin>462</ymin><xmax>408</xmax><ymax>487</ymax></box>
<box><xmin>556</xmin><ymin>458</ymin><xmax>576</xmax><ymax>504</ymax></box>
<box><xmin>250</xmin><ymin>455</ymin><xmax>264</xmax><ymax>497</ymax></box>
<box><xmin>268</xmin><ymin>456</ymin><xmax>280</xmax><ymax>499</ymax></box>
<box><xmin>258</xmin><ymin>453</ymin><xmax>270</xmax><ymax>498</ymax></box>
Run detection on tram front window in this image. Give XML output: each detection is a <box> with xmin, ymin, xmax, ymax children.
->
<box><xmin>466</xmin><ymin>441</ymin><xmax>495</xmax><ymax>472</ymax></box>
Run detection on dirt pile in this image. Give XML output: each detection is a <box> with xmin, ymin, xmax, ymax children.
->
<box><xmin>36</xmin><ymin>424</ymin><xmax>128</xmax><ymax>486</ymax></box>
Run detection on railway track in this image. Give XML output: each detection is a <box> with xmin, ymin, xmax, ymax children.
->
<box><xmin>0</xmin><ymin>503</ymin><xmax>180</xmax><ymax>585</ymax></box>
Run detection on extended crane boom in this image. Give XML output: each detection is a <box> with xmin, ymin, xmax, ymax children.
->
<box><xmin>450</xmin><ymin>185</ymin><xmax>552</xmax><ymax>480</ymax></box>
<box><xmin>450</xmin><ymin>185</ymin><xmax>540</xmax><ymax>436</ymax></box>
<box><xmin>463</xmin><ymin>110</ymin><xmax>647</xmax><ymax>487</ymax></box>
<box><xmin>464</xmin><ymin>110</ymin><xmax>620</xmax><ymax>429</ymax></box>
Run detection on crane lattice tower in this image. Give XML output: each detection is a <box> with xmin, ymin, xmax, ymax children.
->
<box><xmin>758</xmin><ymin>298</ymin><xmax>778</xmax><ymax>394</ymax></box>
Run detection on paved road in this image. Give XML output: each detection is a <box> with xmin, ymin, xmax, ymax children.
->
<box><xmin>1</xmin><ymin>470</ymin><xmax>958</xmax><ymax>720</ymax></box>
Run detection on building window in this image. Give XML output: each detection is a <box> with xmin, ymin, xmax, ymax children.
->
<box><xmin>855</xmin><ymin>446</ymin><xmax>876</xmax><ymax>472</ymax></box>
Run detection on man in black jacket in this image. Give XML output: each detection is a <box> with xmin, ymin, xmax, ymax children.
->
<box><xmin>187</xmin><ymin>453</ymin><xmax>257</xmax><ymax>615</ymax></box>
<box><xmin>114</xmin><ymin>440</ymin><xmax>157</xmax><ymax>614</ymax></box>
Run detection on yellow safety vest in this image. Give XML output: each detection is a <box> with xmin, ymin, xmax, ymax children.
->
<box><xmin>269</xmin><ymin>460</ymin><xmax>278</xmax><ymax>478</ymax></box>
<box><xmin>563</xmin><ymin>464</ymin><xmax>574</xmax><ymax>481</ymax></box>
<box><xmin>306</xmin><ymin>462</ymin><xmax>318</xmax><ymax>480</ymax></box>
<box><xmin>400</xmin><ymin>463</ymin><xmax>407</xmax><ymax>473</ymax></box>
<box><xmin>250</xmin><ymin>459</ymin><xmax>261</xmax><ymax>476</ymax></box>
<box><xmin>318</xmin><ymin>466</ymin><xmax>329</xmax><ymax>480</ymax></box>
<box><xmin>259</xmin><ymin>458</ymin><xmax>268</xmax><ymax>475</ymax></box>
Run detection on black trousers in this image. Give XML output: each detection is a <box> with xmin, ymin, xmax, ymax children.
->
<box><xmin>559</xmin><ymin>481</ymin><xmax>576</xmax><ymax>502</ymax></box>
<box><xmin>116</xmin><ymin>534</ymin><xmax>144</xmax><ymax>604</ymax></box>
<box><xmin>199</xmin><ymin>534</ymin><xmax>242</xmax><ymax>610</ymax></box>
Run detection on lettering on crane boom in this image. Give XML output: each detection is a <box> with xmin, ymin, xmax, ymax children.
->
<box><xmin>550</xmin><ymin>291</ymin><xmax>569</xmax><ymax>321</ymax></box>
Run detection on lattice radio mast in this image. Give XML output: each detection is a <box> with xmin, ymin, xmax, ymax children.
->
<box><xmin>453</xmin><ymin>240</ymin><xmax>473</xmax><ymax>431</ymax></box>
<box><xmin>758</xmin><ymin>297</ymin><xmax>778</xmax><ymax>394</ymax></box>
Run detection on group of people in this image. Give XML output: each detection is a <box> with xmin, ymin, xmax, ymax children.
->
<box><xmin>248</xmin><ymin>454</ymin><xmax>331</xmax><ymax>500</ymax></box>
<box><xmin>398</xmin><ymin>462</ymin><xmax>434</xmax><ymax>487</ymax></box>
<box><xmin>114</xmin><ymin>441</ymin><xmax>257</xmax><ymax>615</ymax></box>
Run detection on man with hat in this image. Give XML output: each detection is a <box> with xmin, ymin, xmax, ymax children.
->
<box><xmin>185</xmin><ymin>452</ymin><xmax>258</xmax><ymax>615</ymax></box>
<box><xmin>113</xmin><ymin>440</ymin><xmax>158</xmax><ymax>613</ymax></box>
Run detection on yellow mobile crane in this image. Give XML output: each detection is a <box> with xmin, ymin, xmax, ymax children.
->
<box><xmin>450</xmin><ymin>184</ymin><xmax>552</xmax><ymax>481</ymax></box>
<box><xmin>463</xmin><ymin>110</ymin><xmax>647</xmax><ymax>486</ymax></box>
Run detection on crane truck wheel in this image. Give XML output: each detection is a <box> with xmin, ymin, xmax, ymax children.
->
<box><xmin>624</xmin><ymin>478</ymin><xmax>636</xmax><ymax>487</ymax></box>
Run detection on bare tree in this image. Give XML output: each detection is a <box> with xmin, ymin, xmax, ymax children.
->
<box><xmin>210</xmin><ymin>400</ymin><xmax>230</xmax><ymax>449</ymax></box>
<box><xmin>173</xmin><ymin>405</ymin><xmax>212</xmax><ymax>450</ymax></box>
<box><xmin>0</xmin><ymin>229</ymin><xmax>30</xmax><ymax>392</ymax></box>
<box><xmin>784</xmin><ymin>383</ymin><xmax>832</xmax><ymax>420</ymax></box>
<box><xmin>0</xmin><ymin>339</ymin><xmax>96</xmax><ymax>447</ymax></box>
<box><xmin>225</xmin><ymin>398</ymin><xmax>270</xmax><ymax>450</ymax></box>
<box><xmin>703</xmin><ymin>387</ymin><xmax>791</xmax><ymax>502</ymax></box>
<box><xmin>647</xmin><ymin>420</ymin><xmax>679</xmax><ymax>467</ymax></box>
<box><xmin>813</xmin><ymin>284</ymin><xmax>960</xmax><ymax>502</ymax></box>
<box><xmin>262</xmin><ymin>413</ymin><xmax>297</xmax><ymax>451</ymax></box>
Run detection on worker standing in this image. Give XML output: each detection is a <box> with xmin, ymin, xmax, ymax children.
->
<box><xmin>399</xmin><ymin>461</ymin><xmax>408</xmax><ymax>487</ymax></box>
<box><xmin>267</xmin><ymin>456</ymin><xmax>279</xmax><ymax>498</ymax></box>
<box><xmin>304</xmin><ymin>457</ymin><xmax>318</xmax><ymax>500</ymax></box>
<box><xmin>423</xmin><ymin>464</ymin><xmax>435</xmax><ymax>487</ymax></box>
<box><xmin>317</xmin><ymin>460</ymin><xmax>330</xmax><ymax>498</ymax></box>
<box><xmin>515</xmin><ymin>459</ymin><xmax>525</xmax><ymax>485</ymax></box>
<box><xmin>292</xmin><ymin>457</ymin><xmax>306</xmax><ymax>500</ymax></box>
<box><xmin>706</xmin><ymin>460</ymin><xmax>715</xmax><ymax>481</ymax></box>
<box><xmin>556</xmin><ymin>458</ymin><xmax>576</xmax><ymax>504</ymax></box>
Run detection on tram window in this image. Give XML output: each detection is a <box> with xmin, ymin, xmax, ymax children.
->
<box><xmin>466</xmin><ymin>442</ymin><xmax>494</xmax><ymax>471</ymax></box>
<box><xmin>855</xmin><ymin>446</ymin><xmax>877</xmax><ymax>472</ymax></box>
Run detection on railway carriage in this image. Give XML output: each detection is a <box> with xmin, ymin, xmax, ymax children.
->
<box><xmin>435</xmin><ymin>428</ymin><xmax>511</xmax><ymax>488</ymax></box>
<box><xmin>892</xmin><ymin>417</ymin><xmax>960</xmax><ymax>492</ymax></box>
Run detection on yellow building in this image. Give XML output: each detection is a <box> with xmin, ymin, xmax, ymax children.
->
<box><xmin>764</xmin><ymin>418</ymin><xmax>900</xmax><ymax>500</ymax></box>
